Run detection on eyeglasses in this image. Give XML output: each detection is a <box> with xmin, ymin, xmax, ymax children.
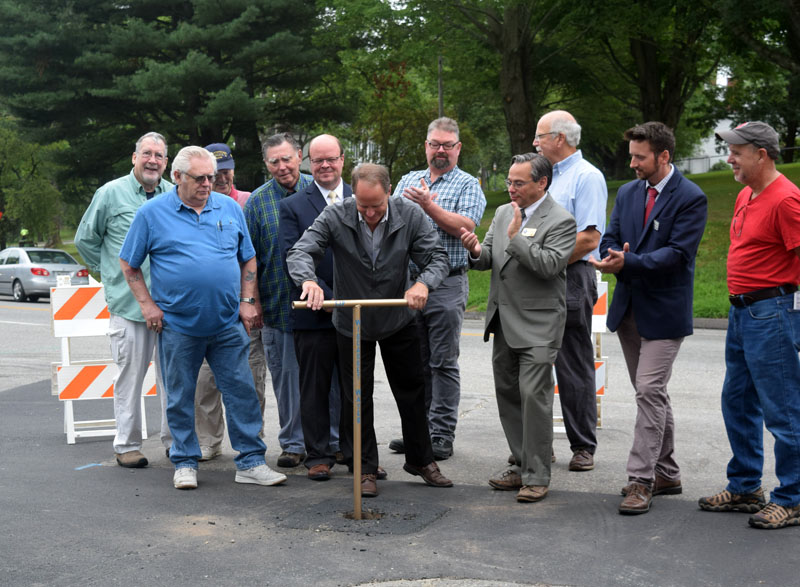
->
<box><xmin>733</xmin><ymin>205</ymin><xmax>746</xmax><ymax>237</ymax></box>
<box><xmin>267</xmin><ymin>155</ymin><xmax>296</xmax><ymax>165</ymax></box>
<box><xmin>426</xmin><ymin>141</ymin><xmax>459</xmax><ymax>151</ymax></box>
<box><xmin>534</xmin><ymin>132</ymin><xmax>559</xmax><ymax>141</ymax></box>
<box><xmin>139</xmin><ymin>150</ymin><xmax>166</xmax><ymax>162</ymax></box>
<box><xmin>310</xmin><ymin>156</ymin><xmax>343</xmax><ymax>166</ymax></box>
<box><xmin>183</xmin><ymin>172</ymin><xmax>216</xmax><ymax>184</ymax></box>
<box><xmin>505</xmin><ymin>179</ymin><xmax>534</xmax><ymax>189</ymax></box>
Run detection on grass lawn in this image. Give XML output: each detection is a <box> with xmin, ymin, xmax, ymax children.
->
<box><xmin>467</xmin><ymin>162</ymin><xmax>800</xmax><ymax>318</ymax></box>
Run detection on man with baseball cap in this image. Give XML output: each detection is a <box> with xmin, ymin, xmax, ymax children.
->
<box><xmin>193</xmin><ymin>144</ymin><xmax>267</xmax><ymax>462</ymax></box>
<box><xmin>205</xmin><ymin>143</ymin><xmax>253</xmax><ymax>208</ymax></box>
<box><xmin>698</xmin><ymin>121</ymin><xmax>800</xmax><ymax>529</ymax></box>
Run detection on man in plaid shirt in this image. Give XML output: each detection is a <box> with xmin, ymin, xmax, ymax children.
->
<box><xmin>389</xmin><ymin>117</ymin><xmax>487</xmax><ymax>460</ymax></box>
<box><xmin>244</xmin><ymin>133</ymin><xmax>312</xmax><ymax>468</ymax></box>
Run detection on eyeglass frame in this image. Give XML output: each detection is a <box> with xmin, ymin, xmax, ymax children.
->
<box><xmin>182</xmin><ymin>171</ymin><xmax>217</xmax><ymax>184</ymax></box>
<box><xmin>138</xmin><ymin>150</ymin><xmax>167</xmax><ymax>162</ymax></box>
<box><xmin>534</xmin><ymin>131</ymin><xmax>559</xmax><ymax>142</ymax></box>
<box><xmin>426</xmin><ymin>140</ymin><xmax>460</xmax><ymax>151</ymax></box>
<box><xmin>505</xmin><ymin>178</ymin><xmax>535</xmax><ymax>190</ymax></box>
<box><xmin>309</xmin><ymin>155</ymin><xmax>343</xmax><ymax>166</ymax></box>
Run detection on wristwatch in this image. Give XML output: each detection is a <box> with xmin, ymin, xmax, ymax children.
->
<box><xmin>239</xmin><ymin>297</ymin><xmax>256</xmax><ymax>304</ymax></box>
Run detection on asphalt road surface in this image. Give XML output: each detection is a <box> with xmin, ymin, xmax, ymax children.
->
<box><xmin>1</xmin><ymin>296</ymin><xmax>797</xmax><ymax>586</ymax></box>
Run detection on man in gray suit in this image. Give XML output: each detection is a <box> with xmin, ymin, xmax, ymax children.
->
<box><xmin>460</xmin><ymin>153</ymin><xmax>576</xmax><ymax>503</ymax></box>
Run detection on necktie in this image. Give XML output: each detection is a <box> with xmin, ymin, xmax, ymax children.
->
<box><xmin>644</xmin><ymin>187</ymin><xmax>657</xmax><ymax>227</ymax></box>
<box><xmin>520</xmin><ymin>208</ymin><xmax>527</xmax><ymax>224</ymax></box>
<box><xmin>329</xmin><ymin>192</ymin><xmax>338</xmax><ymax>206</ymax></box>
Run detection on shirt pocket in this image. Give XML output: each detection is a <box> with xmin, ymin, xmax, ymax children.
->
<box><xmin>216</xmin><ymin>219</ymin><xmax>240</xmax><ymax>253</ymax></box>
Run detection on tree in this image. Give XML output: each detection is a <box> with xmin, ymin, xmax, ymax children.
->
<box><xmin>0</xmin><ymin>0</ymin><xmax>335</xmax><ymax>193</ymax></box>
<box><xmin>0</xmin><ymin>120</ymin><xmax>64</xmax><ymax>249</ymax></box>
<box><xmin>716</xmin><ymin>0</ymin><xmax>800</xmax><ymax>162</ymax></box>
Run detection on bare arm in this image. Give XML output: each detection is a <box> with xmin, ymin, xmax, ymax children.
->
<box><xmin>119</xmin><ymin>258</ymin><xmax>163</xmax><ymax>332</ymax></box>
<box><xmin>570</xmin><ymin>227</ymin><xmax>601</xmax><ymax>264</ymax></box>
<box><xmin>239</xmin><ymin>257</ymin><xmax>260</xmax><ymax>334</ymax></box>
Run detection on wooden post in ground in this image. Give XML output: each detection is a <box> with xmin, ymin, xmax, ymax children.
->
<box><xmin>293</xmin><ymin>298</ymin><xmax>408</xmax><ymax>520</ymax></box>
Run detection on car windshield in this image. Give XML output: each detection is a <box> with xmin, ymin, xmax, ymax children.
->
<box><xmin>26</xmin><ymin>250</ymin><xmax>76</xmax><ymax>264</ymax></box>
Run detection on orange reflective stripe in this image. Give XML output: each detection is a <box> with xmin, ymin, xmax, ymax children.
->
<box><xmin>53</xmin><ymin>287</ymin><xmax>102</xmax><ymax>321</ymax></box>
<box><xmin>59</xmin><ymin>365</ymin><xmax>106</xmax><ymax>400</ymax></box>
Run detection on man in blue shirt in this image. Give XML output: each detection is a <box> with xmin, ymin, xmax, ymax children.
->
<box><xmin>534</xmin><ymin>110</ymin><xmax>608</xmax><ymax>472</ymax></box>
<box><xmin>119</xmin><ymin>146</ymin><xmax>286</xmax><ymax>491</ymax></box>
<box><xmin>389</xmin><ymin>117</ymin><xmax>487</xmax><ymax>460</ymax></box>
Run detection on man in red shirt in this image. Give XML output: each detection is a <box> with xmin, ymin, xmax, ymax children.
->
<box><xmin>699</xmin><ymin>121</ymin><xmax>800</xmax><ymax>529</ymax></box>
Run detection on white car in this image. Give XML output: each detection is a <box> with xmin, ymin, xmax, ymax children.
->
<box><xmin>0</xmin><ymin>247</ymin><xmax>89</xmax><ymax>302</ymax></box>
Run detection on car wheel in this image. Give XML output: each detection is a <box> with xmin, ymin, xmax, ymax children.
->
<box><xmin>12</xmin><ymin>280</ymin><xmax>28</xmax><ymax>302</ymax></box>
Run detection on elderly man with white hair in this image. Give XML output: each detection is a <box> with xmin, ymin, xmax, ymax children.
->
<box><xmin>533</xmin><ymin>110</ymin><xmax>607</xmax><ymax>472</ymax></box>
<box><xmin>119</xmin><ymin>145</ymin><xmax>286</xmax><ymax>491</ymax></box>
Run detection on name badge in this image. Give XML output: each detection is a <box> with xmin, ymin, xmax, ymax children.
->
<box><xmin>653</xmin><ymin>220</ymin><xmax>660</xmax><ymax>231</ymax></box>
<box><xmin>521</xmin><ymin>227</ymin><xmax>537</xmax><ymax>237</ymax></box>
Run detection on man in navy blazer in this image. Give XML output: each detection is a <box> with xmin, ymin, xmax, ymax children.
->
<box><xmin>590</xmin><ymin>122</ymin><xmax>707</xmax><ymax>515</ymax></box>
<box><xmin>279</xmin><ymin>134</ymin><xmax>351</xmax><ymax>481</ymax></box>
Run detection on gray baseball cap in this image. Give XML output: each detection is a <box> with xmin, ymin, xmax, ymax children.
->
<box><xmin>715</xmin><ymin>121</ymin><xmax>780</xmax><ymax>160</ymax></box>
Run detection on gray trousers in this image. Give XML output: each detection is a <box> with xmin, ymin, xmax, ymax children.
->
<box><xmin>415</xmin><ymin>271</ymin><xmax>468</xmax><ymax>443</ymax></box>
<box><xmin>554</xmin><ymin>261</ymin><xmax>598</xmax><ymax>454</ymax></box>
<box><xmin>492</xmin><ymin>320</ymin><xmax>556</xmax><ymax>487</ymax></box>
<box><xmin>194</xmin><ymin>327</ymin><xmax>267</xmax><ymax>448</ymax></box>
<box><xmin>616</xmin><ymin>310</ymin><xmax>683</xmax><ymax>485</ymax></box>
<box><xmin>108</xmin><ymin>313</ymin><xmax>171</xmax><ymax>453</ymax></box>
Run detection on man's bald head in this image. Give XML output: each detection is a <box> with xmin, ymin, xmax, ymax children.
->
<box><xmin>534</xmin><ymin>110</ymin><xmax>581</xmax><ymax>164</ymax></box>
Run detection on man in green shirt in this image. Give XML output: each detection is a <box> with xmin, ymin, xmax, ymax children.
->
<box><xmin>74</xmin><ymin>132</ymin><xmax>173</xmax><ymax>468</ymax></box>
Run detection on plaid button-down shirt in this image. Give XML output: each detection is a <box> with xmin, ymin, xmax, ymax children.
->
<box><xmin>393</xmin><ymin>165</ymin><xmax>486</xmax><ymax>270</ymax></box>
<box><xmin>244</xmin><ymin>173</ymin><xmax>313</xmax><ymax>331</ymax></box>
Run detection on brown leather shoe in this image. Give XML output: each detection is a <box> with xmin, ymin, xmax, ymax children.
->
<box><xmin>489</xmin><ymin>469</ymin><xmax>522</xmax><ymax>491</ymax></box>
<box><xmin>516</xmin><ymin>485</ymin><xmax>548</xmax><ymax>503</ymax></box>
<box><xmin>308</xmin><ymin>463</ymin><xmax>330</xmax><ymax>481</ymax></box>
<box><xmin>568</xmin><ymin>449</ymin><xmax>594</xmax><ymax>471</ymax></box>
<box><xmin>403</xmin><ymin>462</ymin><xmax>453</xmax><ymax>487</ymax></box>
<box><xmin>116</xmin><ymin>450</ymin><xmax>148</xmax><ymax>468</ymax></box>
<box><xmin>619</xmin><ymin>482</ymin><xmax>652</xmax><ymax>515</ymax></box>
<box><xmin>621</xmin><ymin>475</ymin><xmax>682</xmax><ymax>496</ymax></box>
<box><xmin>361</xmin><ymin>473</ymin><xmax>378</xmax><ymax>497</ymax></box>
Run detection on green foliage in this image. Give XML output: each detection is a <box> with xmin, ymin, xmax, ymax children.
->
<box><xmin>0</xmin><ymin>0</ymin><xmax>334</xmax><ymax>194</ymax></box>
<box><xmin>0</xmin><ymin>119</ymin><xmax>65</xmax><ymax>248</ymax></box>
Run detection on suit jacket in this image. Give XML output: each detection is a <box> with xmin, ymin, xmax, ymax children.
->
<box><xmin>279</xmin><ymin>181</ymin><xmax>352</xmax><ymax>330</ymax></box>
<box><xmin>600</xmin><ymin>168</ymin><xmax>707</xmax><ymax>339</ymax></box>
<box><xmin>471</xmin><ymin>194</ymin><xmax>577</xmax><ymax>350</ymax></box>
<box><xmin>286</xmin><ymin>196</ymin><xmax>449</xmax><ymax>341</ymax></box>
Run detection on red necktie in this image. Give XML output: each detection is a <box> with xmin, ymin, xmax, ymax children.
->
<box><xmin>644</xmin><ymin>187</ymin><xmax>657</xmax><ymax>227</ymax></box>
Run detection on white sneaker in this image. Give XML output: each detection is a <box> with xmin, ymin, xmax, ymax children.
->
<box><xmin>199</xmin><ymin>446</ymin><xmax>222</xmax><ymax>461</ymax></box>
<box><xmin>235</xmin><ymin>464</ymin><xmax>287</xmax><ymax>486</ymax></box>
<box><xmin>173</xmin><ymin>467</ymin><xmax>198</xmax><ymax>490</ymax></box>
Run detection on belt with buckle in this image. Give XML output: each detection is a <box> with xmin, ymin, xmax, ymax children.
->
<box><xmin>728</xmin><ymin>284</ymin><xmax>797</xmax><ymax>308</ymax></box>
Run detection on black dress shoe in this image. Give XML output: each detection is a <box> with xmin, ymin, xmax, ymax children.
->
<box><xmin>388</xmin><ymin>438</ymin><xmax>405</xmax><ymax>453</ymax></box>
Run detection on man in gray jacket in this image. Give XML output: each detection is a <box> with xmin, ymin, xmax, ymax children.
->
<box><xmin>286</xmin><ymin>162</ymin><xmax>453</xmax><ymax>498</ymax></box>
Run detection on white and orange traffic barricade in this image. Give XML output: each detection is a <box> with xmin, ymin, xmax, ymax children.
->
<box><xmin>553</xmin><ymin>271</ymin><xmax>609</xmax><ymax>431</ymax></box>
<box><xmin>50</xmin><ymin>279</ymin><xmax>156</xmax><ymax>444</ymax></box>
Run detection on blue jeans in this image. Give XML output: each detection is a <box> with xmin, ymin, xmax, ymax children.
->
<box><xmin>262</xmin><ymin>326</ymin><xmax>304</xmax><ymax>453</ymax></box>
<box><xmin>722</xmin><ymin>293</ymin><xmax>800</xmax><ymax>507</ymax></box>
<box><xmin>159</xmin><ymin>323</ymin><xmax>266</xmax><ymax>471</ymax></box>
